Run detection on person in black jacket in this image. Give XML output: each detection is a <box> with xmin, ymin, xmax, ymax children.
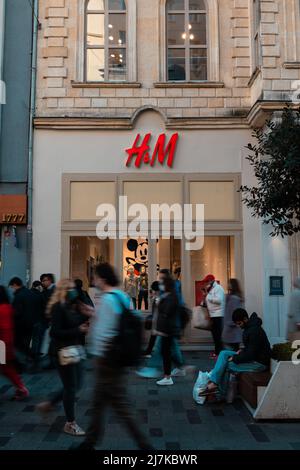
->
<box><xmin>30</xmin><ymin>281</ymin><xmax>46</xmax><ymax>371</ymax></box>
<box><xmin>36</xmin><ymin>279</ymin><xmax>91</xmax><ymax>436</ymax></box>
<box><xmin>8</xmin><ymin>277</ymin><xmax>36</xmax><ymax>362</ymax></box>
<box><xmin>155</xmin><ymin>276</ymin><xmax>182</xmax><ymax>386</ymax></box>
<box><xmin>199</xmin><ymin>309</ymin><xmax>272</xmax><ymax>398</ymax></box>
<box><xmin>74</xmin><ymin>279</ymin><xmax>94</xmax><ymax>307</ymax></box>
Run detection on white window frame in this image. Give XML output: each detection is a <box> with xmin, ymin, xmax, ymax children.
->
<box><xmin>159</xmin><ymin>0</ymin><xmax>220</xmax><ymax>82</ymax></box>
<box><xmin>76</xmin><ymin>0</ymin><xmax>137</xmax><ymax>82</ymax></box>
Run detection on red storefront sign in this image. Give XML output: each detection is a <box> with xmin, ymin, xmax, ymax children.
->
<box><xmin>125</xmin><ymin>132</ymin><xmax>179</xmax><ymax>168</ymax></box>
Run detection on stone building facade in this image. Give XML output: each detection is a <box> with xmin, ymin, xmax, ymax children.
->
<box><xmin>33</xmin><ymin>0</ymin><xmax>300</xmax><ymax>345</ymax></box>
<box><xmin>35</xmin><ymin>0</ymin><xmax>300</xmax><ymax>123</ymax></box>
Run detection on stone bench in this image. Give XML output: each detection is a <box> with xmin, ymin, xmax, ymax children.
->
<box><xmin>238</xmin><ymin>371</ymin><xmax>272</xmax><ymax>409</ymax></box>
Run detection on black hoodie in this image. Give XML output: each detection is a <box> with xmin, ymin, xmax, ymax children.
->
<box><xmin>232</xmin><ymin>312</ymin><xmax>271</xmax><ymax>367</ymax></box>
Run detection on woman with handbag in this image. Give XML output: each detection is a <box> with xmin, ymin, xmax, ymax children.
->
<box><xmin>222</xmin><ymin>279</ymin><xmax>243</xmax><ymax>351</ymax></box>
<box><xmin>36</xmin><ymin>279</ymin><xmax>90</xmax><ymax>436</ymax></box>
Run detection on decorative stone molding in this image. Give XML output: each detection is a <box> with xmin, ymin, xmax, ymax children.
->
<box><xmin>71</xmin><ymin>81</ymin><xmax>142</xmax><ymax>88</ymax></box>
<box><xmin>154</xmin><ymin>81</ymin><xmax>224</xmax><ymax>88</ymax></box>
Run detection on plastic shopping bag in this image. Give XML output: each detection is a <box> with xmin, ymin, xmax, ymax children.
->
<box><xmin>192</xmin><ymin>306</ymin><xmax>212</xmax><ymax>330</ymax></box>
<box><xmin>192</xmin><ymin>371</ymin><xmax>211</xmax><ymax>405</ymax></box>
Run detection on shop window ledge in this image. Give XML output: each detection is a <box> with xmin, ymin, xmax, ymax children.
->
<box><xmin>154</xmin><ymin>81</ymin><xmax>224</xmax><ymax>88</ymax></box>
<box><xmin>71</xmin><ymin>81</ymin><xmax>142</xmax><ymax>88</ymax></box>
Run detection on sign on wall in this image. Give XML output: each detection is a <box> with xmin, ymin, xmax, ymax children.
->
<box><xmin>269</xmin><ymin>276</ymin><xmax>284</xmax><ymax>296</ymax></box>
<box><xmin>0</xmin><ymin>195</ymin><xmax>27</xmax><ymax>225</ymax></box>
<box><xmin>125</xmin><ymin>133</ymin><xmax>179</xmax><ymax>168</ymax></box>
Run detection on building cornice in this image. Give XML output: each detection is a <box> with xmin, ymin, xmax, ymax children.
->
<box><xmin>34</xmin><ymin>115</ymin><xmax>249</xmax><ymax>130</ymax></box>
<box><xmin>34</xmin><ymin>101</ymin><xmax>299</xmax><ymax>131</ymax></box>
<box><xmin>247</xmin><ymin>100</ymin><xmax>299</xmax><ymax>127</ymax></box>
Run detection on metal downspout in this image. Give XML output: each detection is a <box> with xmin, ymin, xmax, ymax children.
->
<box><xmin>26</xmin><ymin>0</ymin><xmax>39</xmax><ymax>286</ymax></box>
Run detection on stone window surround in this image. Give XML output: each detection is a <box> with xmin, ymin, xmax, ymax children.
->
<box><xmin>282</xmin><ymin>0</ymin><xmax>300</xmax><ymax>66</ymax></box>
<box><xmin>249</xmin><ymin>0</ymin><xmax>262</xmax><ymax>74</ymax></box>
<box><xmin>76</xmin><ymin>0</ymin><xmax>137</xmax><ymax>83</ymax></box>
<box><xmin>75</xmin><ymin>0</ymin><xmax>220</xmax><ymax>86</ymax></box>
<box><xmin>159</xmin><ymin>0</ymin><xmax>220</xmax><ymax>83</ymax></box>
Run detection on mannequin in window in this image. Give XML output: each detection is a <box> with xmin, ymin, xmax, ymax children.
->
<box><xmin>124</xmin><ymin>265</ymin><xmax>137</xmax><ymax>309</ymax></box>
<box><xmin>138</xmin><ymin>266</ymin><xmax>149</xmax><ymax>310</ymax></box>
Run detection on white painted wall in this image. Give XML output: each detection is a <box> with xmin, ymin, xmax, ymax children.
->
<box><xmin>261</xmin><ymin>226</ymin><xmax>290</xmax><ymax>344</ymax></box>
<box><xmin>33</xmin><ymin>110</ymin><xmax>289</xmax><ymax>340</ymax></box>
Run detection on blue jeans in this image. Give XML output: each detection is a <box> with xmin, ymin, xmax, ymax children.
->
<box><xmin>210</xmin><ymin>350</ymin><xmax>266</xmax><ymax>396</ymax></box>
<box><xmin>146</xmin><ymin>336</ymin><xmax>184</xmax><ymax>369</ymax></box>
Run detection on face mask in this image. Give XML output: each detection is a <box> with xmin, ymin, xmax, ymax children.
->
<box><xmin>159</xmin><ymin>282</ymin><xmax>165</xmax><ymax>292</ymax></box>
<box><xmin>67</xmin><ymin>289</ymin><xmax>78</xmax><ymax>302</ymax></box>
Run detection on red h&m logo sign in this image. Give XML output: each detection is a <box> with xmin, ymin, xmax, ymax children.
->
<box><xmin>125</xmin><ymin>133</ymin><xmax>179</xmax><ymax>168</ymax></box>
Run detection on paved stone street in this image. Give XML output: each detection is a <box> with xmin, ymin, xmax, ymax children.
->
<box><xmin>0</xmin><ymin>353</ymin><xmax>300</xmax><ymax>451</ymax></box>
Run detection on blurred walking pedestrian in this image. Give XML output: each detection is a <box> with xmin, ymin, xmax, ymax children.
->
<box><xmin>74</xmin><ymin>263</ymin><xmax>152</xmax><ymax>450</ymax></box>
<box><xmin>40</xmin><ymin>274</ymin><xmax>56</xmax><ymax>368</ymax></box>
<box><xmin>74</xmin><ymin>279</ymin><xmax>94</xmax><ymax>307</ymax></box>
<box><xmin>222</xmin><ymin>279</ymin><xmax>243</xmax><ymax>351</ymax></box>
<box><xmin>155</xmin><ymin>276</ymin><xmax>182</xmax><ymax>386</ymax></box>
<box><xmin>30</xmin><ymin>281</ymin><xmax>46</xmax><ymax>372</ymax></box>
<box><xmin>0</xmin><ymin>286</ymin><xmax>29</xmax><ymax>400</ymax></box>
<box><xmin>36</xmin><ymin>279</ymin><xmax>89</xmax><ymax>436</ymax></box>
<box><xmin>8</xmin><ymin>277</ymin><xmax>36</xmax><ymax>367</ymax></box>
<box><xmin>142</xmin><ymin>281</ymin><xmax>160</xmax><ymax>357</ymax></box>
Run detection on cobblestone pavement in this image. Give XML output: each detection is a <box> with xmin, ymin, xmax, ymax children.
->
<box><xmin>0</xmin><ymin>353</ymin><xmax>300</xmax><ymax>451</ymax></box>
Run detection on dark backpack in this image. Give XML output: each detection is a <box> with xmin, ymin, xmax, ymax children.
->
<box><xmin>108</xmin><ymin>292</ymin><xmax>143</xmax><ymax>367</ymax></box>
<box><xmin>178</xmin><ymin>304</ymin><xmax>192</xmax><ymax>330</ymax></box>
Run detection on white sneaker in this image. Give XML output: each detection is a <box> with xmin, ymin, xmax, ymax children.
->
<box><xmin>64</xmin><ymin>422</ymin><xmax>86</xmax><ymax>436</ymax></box>
<box><xmin>171</xmin><ymin>368</ymin><xmax>186</xmax><ymax>377</ymax></box>
<box><xmin>156</xmin><ymin>377</ymin><xmax>174</xmax><ymax>386</ymax></box>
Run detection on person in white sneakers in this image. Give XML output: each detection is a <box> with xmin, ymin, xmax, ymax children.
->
<box><xmin>155</xmin><ymin>275</ymin><xmax>181</xmax><ymax>386</ymax></box>
<box><xmin>201</xmin><ymin>274</ymin><xmax>225</xmax><ymax>359</ymax></box>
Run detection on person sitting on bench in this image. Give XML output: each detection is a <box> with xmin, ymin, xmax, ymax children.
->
<box><xmin>200</xmin><ymin>309</ymin><xmax>272</xmax><ymax>397</ymax></box>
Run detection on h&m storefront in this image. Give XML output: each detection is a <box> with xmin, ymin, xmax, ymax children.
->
<box><xmin>33</xmin><ymin>110</ymin><xmax>290</xmax><ymax>344</ymax></box>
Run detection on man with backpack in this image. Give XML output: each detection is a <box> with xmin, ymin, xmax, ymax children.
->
<box><xmin>74</xmin><ymin>262</ymin><xmax>152</xmax><ymax>451</ymax></box>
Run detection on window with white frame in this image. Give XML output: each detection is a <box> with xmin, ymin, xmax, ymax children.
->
<box><xmin>252</xmin><ymin>0</ymin><xmax>261</xmax><ymax>70</ymax></box>
<box><xmin>85</xmin><ymin>0</ymin><xmax>127</xmax><ymax>82</ymax></box>
<box><xmin>166</xmin><ymin>0</ymin><xmax>207</xmax><ymax>81</ymax></box>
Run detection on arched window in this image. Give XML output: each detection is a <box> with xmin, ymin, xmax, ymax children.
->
<box><xmin>166</xmin><ymin>0</ymin><xmax>207</xmax><ymax>81</ymax></box>
<box><xmin>85</xmin><ymin>0</ymin><xmax>127</xmax><ymax>82</ymax></box>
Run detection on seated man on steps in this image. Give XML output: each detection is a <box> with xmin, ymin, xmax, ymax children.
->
<box><xmin>200</xmin><ymin>309</ymin><xmax>272</xmax><ymax>398</ymax></box>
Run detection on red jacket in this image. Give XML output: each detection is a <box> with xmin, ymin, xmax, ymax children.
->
<box><xmin>0</xmin><ymin>303</ymin><xmax>15</xmax><ymax>362</ymax></box>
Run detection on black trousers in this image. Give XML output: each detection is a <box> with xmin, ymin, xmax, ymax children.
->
<box><xmin>138</xmin><ymin>290</ymin><xmax>148</xmax><ymax>310</ymax></box>
<box><xmin>144</xmin><ymin>335</ymin><xmax>156</xmax><ymax>355</ymax></box>
<box><xmin>211</xmin><ymin>317</ymin><xmax>223</xmax><ymax>355</ymax></box>
<box><xmin>84</xmin><ymin>359</ymin><xmax>150</xmax><ymax>449</ymax></box>
<box><xmin>161</xmin><ymin>336</ymin><xmax>181</xmax><ymax>376</ymax></box>
<box><xmin>51</xmin><ymin>361</ymin><xmax>83</xmax><ymax>422</ymax></box>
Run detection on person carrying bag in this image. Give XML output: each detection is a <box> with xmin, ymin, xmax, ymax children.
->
<box><xmin>36</xmin><ymin>280</ymin><xmax>90</xmax><ymax>436</ymax></box>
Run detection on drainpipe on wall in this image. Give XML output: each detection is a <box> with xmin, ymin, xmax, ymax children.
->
<box><xmin>26</xmin><ymin>0</ymin><xmax>39</xmax><ymax>286</ymax></box>
<box><xmin>0</xmin><ymin>0</ymin><xmax>6</xmax><ymax>113</ymax></box>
